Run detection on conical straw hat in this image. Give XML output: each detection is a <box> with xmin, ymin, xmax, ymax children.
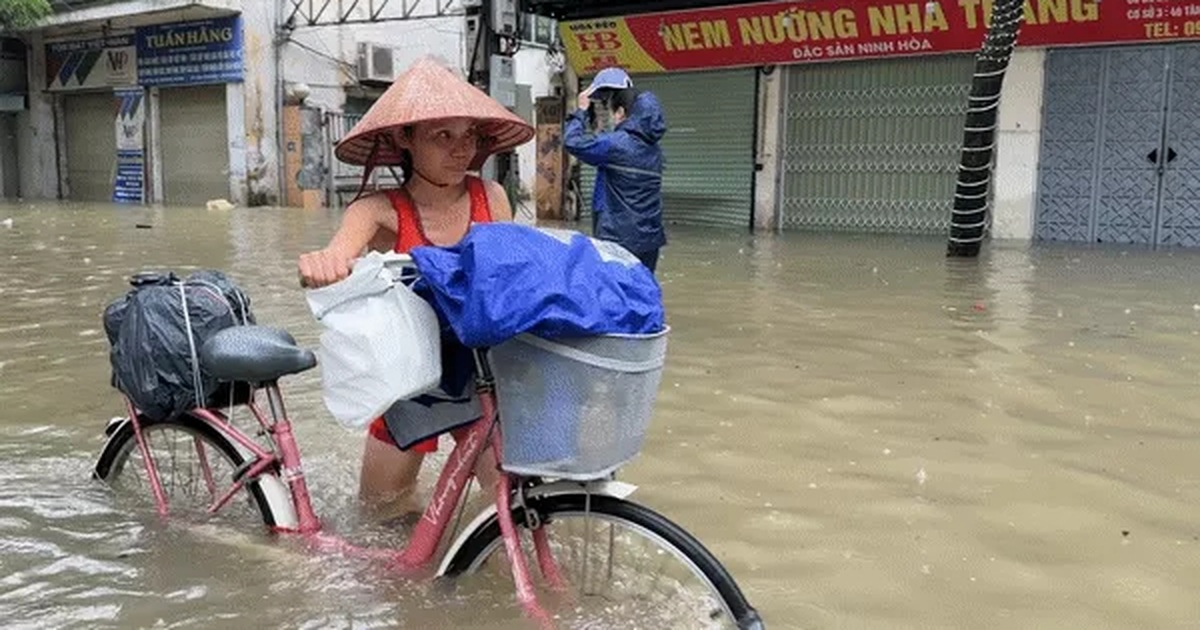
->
<box><xmin>334</xmin><ymin>56</ymin><xmax>534</xmax><ymax>171</ymax></box>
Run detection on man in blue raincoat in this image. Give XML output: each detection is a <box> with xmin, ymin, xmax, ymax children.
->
<box><xmin>564</xmin><ymin>68</ymin><xmax>668</xmax><ymax>272</ymax></box>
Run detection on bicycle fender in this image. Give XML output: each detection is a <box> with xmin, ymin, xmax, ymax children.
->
<box><xmin>434</xmin><ymin>479</ymin><xmax>638</xmax><ymax>577</ymax></box>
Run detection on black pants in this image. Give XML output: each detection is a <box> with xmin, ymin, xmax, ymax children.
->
<box><xmin>632</xmin><ymin>248</ymin><xmax>660</xmax><ymax>273</ymax></box>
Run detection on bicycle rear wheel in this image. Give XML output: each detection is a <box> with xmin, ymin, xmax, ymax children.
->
<box><xmin>443</xmin><ymin>493</ymin><xmax>764</xmax><ymax>629</ymax></box>
<box><xmin>94</xmin><ymin>413</ymin><xmax>280</xmax><ymax>529</ymax></box>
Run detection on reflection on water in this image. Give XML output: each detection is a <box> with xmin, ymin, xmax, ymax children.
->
<box><xmin>2</xmin><ymin>202</ymin><xmax>1200</xmax><ymax>628</ymax></box>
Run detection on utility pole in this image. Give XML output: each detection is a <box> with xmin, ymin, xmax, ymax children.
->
<box><xmin>466</xmin><ymin>0</ymin><xmax>518</xmax><ymax>193</ymax></box>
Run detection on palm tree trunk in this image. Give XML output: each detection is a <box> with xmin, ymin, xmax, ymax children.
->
<box><xmin>946</xmin><ymin>0</ymin><xmax>1026</xmax><ymax>258</ymax></box>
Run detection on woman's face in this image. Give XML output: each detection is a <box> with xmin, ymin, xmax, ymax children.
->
<box><xmin>398</xmin><ymin>118</ymin><xmax>483</xmax><ymax>185</ymax></box>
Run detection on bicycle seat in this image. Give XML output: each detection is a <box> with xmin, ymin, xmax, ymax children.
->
<box><xmin>200</xmin><ymin>325</ymin><xmax>317</xmax><ymax>384</ymax></box>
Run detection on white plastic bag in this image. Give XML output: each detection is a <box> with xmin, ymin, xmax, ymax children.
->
<box><xmin>305</xmin><ymin>252</ymin><xmax>442</xmax><ymax>428</ymax></box>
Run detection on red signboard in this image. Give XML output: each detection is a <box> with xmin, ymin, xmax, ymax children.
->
<box><xmin>560</xmin><ymin>0</ymin><xmax>1200</xmax><ymax>74</ymax></box>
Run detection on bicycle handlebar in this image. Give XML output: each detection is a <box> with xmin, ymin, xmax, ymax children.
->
<box><xmin>299</xmin><ymin>252</ymin><xmax>417</xmax><ymax>289</ymax></box>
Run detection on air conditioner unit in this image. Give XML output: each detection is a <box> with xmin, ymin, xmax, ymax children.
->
<box><xmin>356</xmin><ymin>42</ymin><xmax>395</xmax><ymax>84</ymax></box>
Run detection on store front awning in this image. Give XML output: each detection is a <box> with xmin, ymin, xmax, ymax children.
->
<box><xmin>30</xmin><ymin>1</ymin><xmax>237</xmax><ymax>38</ymax></box>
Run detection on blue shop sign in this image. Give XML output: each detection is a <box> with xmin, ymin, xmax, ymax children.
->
<box><xmin>136</xmin><ymin>16</ymin><xmax>243</xmax><ymax>87</ymax></box>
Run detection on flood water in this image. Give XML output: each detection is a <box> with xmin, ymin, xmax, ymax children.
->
<box><xmin>2</xmin><ymin>201</ymin><xmax>1200</xmax><ymax>629</ymax></box>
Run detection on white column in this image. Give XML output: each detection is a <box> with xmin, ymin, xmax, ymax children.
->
<box><xmin>226</xmin><ymin>81</ymin><xmax>248</xmax><ymax>207</ymax></box>
<box><xmin>755</xmin><ymin>67</ymin><xmax>783</xmax><ymax>232</ymax></box>
<box><xmin>148</xmin><ymin>86</ymin><xmax>164</xmax><ymax>204</ymax></box>
<box><xmin>21</xmin><ymin>31</ymin><xmax>59</xmax><ymax>199</ymax></box>
<box><xmin>239</xmin><ymin>1</ymin><xmax>280</xmax><ymax>205</ymax></box>
<box><xmin>992</xmin><ymin>49</ymin><xmax>1046</xmax><ymax>241</ymax></box>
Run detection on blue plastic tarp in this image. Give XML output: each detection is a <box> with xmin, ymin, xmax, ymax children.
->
<box><xmin>410</xmin><ymin>224</ymin><xmax>664</xmax><ymax>349</ymax></box>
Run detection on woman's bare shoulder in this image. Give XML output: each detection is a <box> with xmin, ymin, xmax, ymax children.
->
<box><xmin>346</xmin><ymin>190</ymin><xmax>394</xmax><ymax>214</ymax></box>
<box><xmin>346</xmin><ymin>190</ymin><xmax>398</xmax><ymax>230</ymax></box>
<box><xmin>480</xmin><ymin>179</ymin><xmax>513</xmax><ymax>222</ymax></box>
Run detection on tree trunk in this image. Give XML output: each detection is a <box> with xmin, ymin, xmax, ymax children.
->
<box><xmin>946</xmin><ymin>0</ymin><xmax>1026</xmax><ymax>258</ymax></box>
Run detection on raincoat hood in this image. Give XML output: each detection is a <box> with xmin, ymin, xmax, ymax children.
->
<box><xmin>617</xmin><ymin>92</ymin><xmax>667</xmax><ymax>144</ymax></box>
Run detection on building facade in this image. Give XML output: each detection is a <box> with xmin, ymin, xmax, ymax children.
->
<box><xmin>6</xmin><ymin>0</ymin><xmax>563</xmax><ymax>209</ymax></box>
<box><xmin>11</xmin><ymin>0</ymin><xmax>278</xmax><ymax>206</ymax></box>
<box><xmin>561</xmin><ymin>0</ymin><xmax>1200</xmax><ymax>247</ymax></box>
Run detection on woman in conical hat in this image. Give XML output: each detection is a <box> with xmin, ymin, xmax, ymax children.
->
<box><xmin>299</xmin><ymin>56</ymin><xmax>534</xmax><ymax>520</ymax></box>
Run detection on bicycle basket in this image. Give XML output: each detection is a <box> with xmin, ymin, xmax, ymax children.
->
<box><xmin>491</xmin><ymin>327</ymin><xmax>669</xmax><ymax>481</ymax></box>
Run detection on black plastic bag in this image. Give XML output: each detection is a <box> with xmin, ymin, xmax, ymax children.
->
<box><xmin>103</xmin><ymin>270</ymin><xmax>256</xmax><ymax>420</ymax></box>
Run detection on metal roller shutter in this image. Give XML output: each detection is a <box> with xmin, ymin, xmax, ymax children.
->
<box><xmin>580</xmin><ymin>68</ymin><xmax>756</xmax><ymax>229</ymax></box>
<box><xmin>63</xmin><ymin>91</ymin><xmax>117</xmax><ymax>202</ymax></box>
<box><xmin>781</xmin><ymin>55</ymin><xmax>975</xmax><ymax>234</ymax></box>
<box><xmin>159</xmin><ymin>85</ymin><xmax>229</xmax><ymax>205</ymax></box>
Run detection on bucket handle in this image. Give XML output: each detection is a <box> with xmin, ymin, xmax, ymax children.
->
<box><xmin>515</xmin><ymin>334</ymin><xmax>665</xmax><ymax>373</ymax></box>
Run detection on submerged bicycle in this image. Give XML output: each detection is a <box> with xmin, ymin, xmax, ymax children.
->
<box><xmin>92</xmin><ymin>263</ymin><xmax>765</xmax><ymax>629</ymax></box>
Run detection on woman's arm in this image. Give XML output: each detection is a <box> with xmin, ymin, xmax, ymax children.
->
<box><xmin>299</xmin><ymin>193</ymin><xmax>396</xmax><ymax>287</ymax></box>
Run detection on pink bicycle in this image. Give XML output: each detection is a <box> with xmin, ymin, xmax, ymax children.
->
<box><xmin>91</xmin><ymin>286</ymin><xmax>765</xmax><ymax>628</ymax></box>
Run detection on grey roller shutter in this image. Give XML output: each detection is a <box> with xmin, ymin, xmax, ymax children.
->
<box><xmin>579</xmin><ymin>68</ymin><xmax>756</xmax><ymax>230</ymax></box>
<box><xmin>160</xmin><ymin>85</ymin><xmax>229</xmax><ymax>205</ymax></box>
<box><xmin>63</xmin><ymin>91</ymin><xmax>118</xmax><ymax>202</ymax></box>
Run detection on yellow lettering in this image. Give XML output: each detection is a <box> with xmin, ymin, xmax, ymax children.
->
<box><xmin>806</xmin><ymin>10</ymin><xmax>835</xmax><ymax>40</ymax></box>
<box><xmin>868</xmin><ymin>5</ymin><xmax>898</xmax><ymax>36</ymax></box>
<box><xmin>1072</xmin><ymin>0</ymin><xmax>1099</xmax><ymax>21</ymax></box>
<box><xmin>895</xmin><ymin>3</ymin><xmax>924</xmax><ymax>33</ymax></box>
<box><xmin>1023</xmin><ymin>0</ymin><xmax>1039</xmax><ymax>25</ymax></box>
<box><xmin>926</xmin><ymin>3</ymin><xmax>950</xmax><ymax>31</ymax></box>
<box><xmin>762</xmin><ymin>15</ymin><xmax>788</xmax><ymax>44</ymax></box>
<box><xmin>662</xmin><ymin>24</ymin><xmax>687</xmax><ymax>51</ymax></box>
<box><xmin>738</xmin><ymin>16</ymin><xmax>764</xmax><ymax>45</ymax></box>
<box><xmin>684</xmin><ymin>22</ymin><xmax>703</xmax><ymax>49</ymax></box>
<box><xmin>959</xmin><ymin>0</ymin><xmax>983</xmax><ymax>29</ymax></box>
<box><xmin>834</xmin><ymin>9</ymin><xmax>859</xmax><ymax>38</ymax></box>
<box><xmin>1038</xmin><ymin>0</ymin><xmax>1068</xmax><ymax>24</ymax></box>
<box><xmin>700</xmin><ymin>19</ymin><xmax>732</xmax><ymax>48</ymax></box>
<box><xmin>785</xmin><ymin>12</ymin><xmax>806</xmax><ymax>42</ymax></box>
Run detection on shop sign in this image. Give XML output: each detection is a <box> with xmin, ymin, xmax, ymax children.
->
<box><xmin>560</xmin><ymin>0</ymin><xmax>1200</xmax><ymax>75</ymax></box>
<box><xmin>45</xmin><ymin>35</ymin><xmax>136</xmax><ymax>91</ymax></box>
<box><xmin>113</xmin><ymin>88</ymin><xmax>146</xmax><ymax>205</ymax></box>
<box><xmin>136</xmin><ymin>15</ymin><xmax>244</xmax><ymax>87</ymax></box>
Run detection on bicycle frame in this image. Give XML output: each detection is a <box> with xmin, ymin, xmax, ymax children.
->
<box><xmin>125</xmin><ymin>349</ymin><xmax>565</xmax><ymax>626</ymax></box>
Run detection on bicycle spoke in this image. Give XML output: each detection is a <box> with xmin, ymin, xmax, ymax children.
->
<box><xmin>464</xmin><ymin>506</ymin><xmax>740</xmax><ymax>628</ymax></box>
<box><xmin>105</xmin><ymin>423</ymin><xmax>264</xmax><ymax>527</ymax></box>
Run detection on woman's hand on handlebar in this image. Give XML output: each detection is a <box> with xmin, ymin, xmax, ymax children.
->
<box><xmin>298</xmin><ymin>248</ymin><xmax>353</xmax><ymax>288</ymax></box>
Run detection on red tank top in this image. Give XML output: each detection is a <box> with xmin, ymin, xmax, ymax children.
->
<box><xmin>384</xmin><ymin>176</ymin><xmax>493</xmax><ymax>253</ymax></box>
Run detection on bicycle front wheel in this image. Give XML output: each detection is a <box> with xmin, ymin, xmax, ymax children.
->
<box><xmin>443</xmin><ymin>493</ymin><xmax>764</xmax><ymax>629</ymax></box>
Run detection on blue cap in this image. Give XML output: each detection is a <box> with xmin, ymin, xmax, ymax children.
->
<box><xmin>587</xmin><ymin>67</ymin><xmax>633</xmax><ymax>94</ymax></box>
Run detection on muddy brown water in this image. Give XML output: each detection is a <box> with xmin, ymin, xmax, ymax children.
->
<box><xmin>2</xmin><ymin>201</ymin><xmax>1200</xmax><ymax>629</ymax></box>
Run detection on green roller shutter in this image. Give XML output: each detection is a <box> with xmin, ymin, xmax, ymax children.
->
<box><xmin>781</xmin><ymin>55</ymin><xmax>975</xmax><ymax>234</ymax></box>
<box><xmin>579</xmin><ymin>68</ymin><xmax>756</xmax><ymax>230</ymax></box>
